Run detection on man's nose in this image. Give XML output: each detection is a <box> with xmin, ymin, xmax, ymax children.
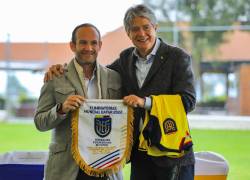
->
<box><xmin>84</xmin><ymin>43</ymin><xmax>92</xmax><ymax>51</ymax></box>
<box><xmin>137</xmin><ymin>28</ymin><xmax>146</xmax><ymax>36</ymax></box>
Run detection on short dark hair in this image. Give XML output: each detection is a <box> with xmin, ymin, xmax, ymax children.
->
<box><xmin>71</xmin><ymin>23</ymin><xmax>101</xmax><ymax>44</ymax></box>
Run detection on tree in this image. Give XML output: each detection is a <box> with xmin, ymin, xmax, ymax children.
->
<box><xmin>143</xmin><ymin>0</ymin><xmax>250</xmax><ymax>75</ymax></box>
<box><xmin>144</xmin><ymin>0</ymin><xmax>250</xmax><ymax>104</ymax></box>
<box><xmin>7</xmin><ymin>74</ymin><xmax>28</xmax><ymax>96</ymax></box>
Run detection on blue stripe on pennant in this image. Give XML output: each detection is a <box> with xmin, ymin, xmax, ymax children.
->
<box><xmin>93</xmin><ymin>153</ymin><xmax>120</xmax><ymax>169</ymax></box>
<box><xmin>90</xmin><ymin>152</ymin><xmax>120</xmax><ymax>168</ymax></box>
<box><xmin>89</xmin><ymin>149</ymin><xmax>120</xmax><ymax>167</ymax></box>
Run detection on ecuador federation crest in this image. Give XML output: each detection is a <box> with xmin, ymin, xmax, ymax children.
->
<box><xmin>94</xmin><ymin>115</ymin><xmax>112</xmax><ymax>138</ymax></box>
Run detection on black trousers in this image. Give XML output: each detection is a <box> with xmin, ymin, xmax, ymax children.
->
<box><xmin>76</xmin><ymin>169</ymin><xmax>108</xmax><ymax>180</ymax></box>
<box><xmin>130</xmin><ymin>157</ymin><xmax>194</xmax><ymax>180</ymax></box>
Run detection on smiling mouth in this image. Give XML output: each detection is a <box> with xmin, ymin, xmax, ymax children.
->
<box><xmin>81</xmin><ymin>52</ymin><xmax>95</xmax><ymax>56</ymax></box>
<box><xmin>137</xmin><ymin>38</ymin><xmax>148</xmax><ymax>43</ymax></box>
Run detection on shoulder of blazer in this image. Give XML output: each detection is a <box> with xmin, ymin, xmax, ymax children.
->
<box><xmin>158</xmin><ymin>41</ymin><xmax>190</xmax><ymax>58</ymax></box>
<box><xmin>99</xmin><ymin>63</ymin><xmax>119</xmax><ymax>76</ymax></box>
<box><xmin>53</xmin><ymin>60</ymin><xmax>75</xmax><ymax>82</ymax></box>
<box><xmin>119</xmin><ymin>47</ymin><xmax>134</xmax><ymax>60</ymax></box>
<box><xmin>99</xmin><ymin>64</ymin><xmax>121</xmax><ymax>85</ymax></box>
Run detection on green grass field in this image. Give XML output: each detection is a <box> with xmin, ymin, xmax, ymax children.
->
<box><xmin>0</xmin><ymin>122</ymin><xmax>250</xmax><ymax>179</ymax></box>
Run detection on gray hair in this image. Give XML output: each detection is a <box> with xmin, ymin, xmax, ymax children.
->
<box><xmin>123</xmin><ymin>4</ymin><xmax>157</xmax><ymax>33</ymax></box>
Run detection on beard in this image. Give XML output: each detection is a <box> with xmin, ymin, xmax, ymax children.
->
<box><xmin>75</xmin><ymin>52</ymin><xmax>96</xmax><ymax>66</ymax></box>
<box><xmin>75</xmin><ymin>57</ymin><xmax>95</xmax><ymax>66</ymax></box>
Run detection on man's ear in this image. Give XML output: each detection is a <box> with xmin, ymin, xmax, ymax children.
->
<box><xmin>99</xmin><ymin>41</ymin><xmax>102</xmax><ymax>49</ymax></box>
<box><xmin>127</xmin><ymin>31</ymin><xmax>132</xmax><ymax>40</ymax></box>
<box><xmin>70</xmin><ymin>42</ymin><xmax>76</xmax><ymax>52</ymax></box>
<box><xmin>154</xmin><ymin>24</ymin><xmax>158</xmax><ymax>31</ymax></box>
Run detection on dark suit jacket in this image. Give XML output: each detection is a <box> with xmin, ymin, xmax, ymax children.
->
<box><xmin>108</xmin><ymin>39</ymin><xmax>196</xmax><ymax>167</ymax></box>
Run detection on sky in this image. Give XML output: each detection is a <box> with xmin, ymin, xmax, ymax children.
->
<box><xmin>0</xmin><ymin>0</ymin><xmax>142</xmax><ymax>42</ymax></box>
<box><xmin>0</xmin><ymin>0</ymin><xmax>143</xmax><ymax>96</ymax></box>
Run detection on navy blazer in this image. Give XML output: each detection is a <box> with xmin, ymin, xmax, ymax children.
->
<box><xmin>108</xmin><ymin>39</ymin><xmax>196</xmax><ymax>167</ymax></box>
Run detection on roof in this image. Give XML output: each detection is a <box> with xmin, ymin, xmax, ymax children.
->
<box><xmin>0</xmin><ymin>27</ymin><xmax>249</xmax><ymax>70</ymax></box>
<box><xmin>0</xmin><ymin>43</ymin><xmax>73</xmax><ymax>67</ymax></box>
<box><xmin>205</xmin><ymin>30</ymin><xmax>250</xmax><ymax>61</ymax></box>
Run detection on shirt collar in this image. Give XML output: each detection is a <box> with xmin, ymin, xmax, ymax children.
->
<box><xmin>73</xmin><ymin>58</ymin><xmax>96</xmax><ymax>80</ymax></box>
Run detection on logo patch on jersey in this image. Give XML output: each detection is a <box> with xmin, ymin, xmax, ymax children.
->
<box><xmin>94</xmin><ymin>115</ymin><xmax>112</xmax><ymax>138</ymax></box>
<box><xmin>163</xmin><ymin>118</ymin><xmax>177</xmax><ymax>134</ymax></box>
